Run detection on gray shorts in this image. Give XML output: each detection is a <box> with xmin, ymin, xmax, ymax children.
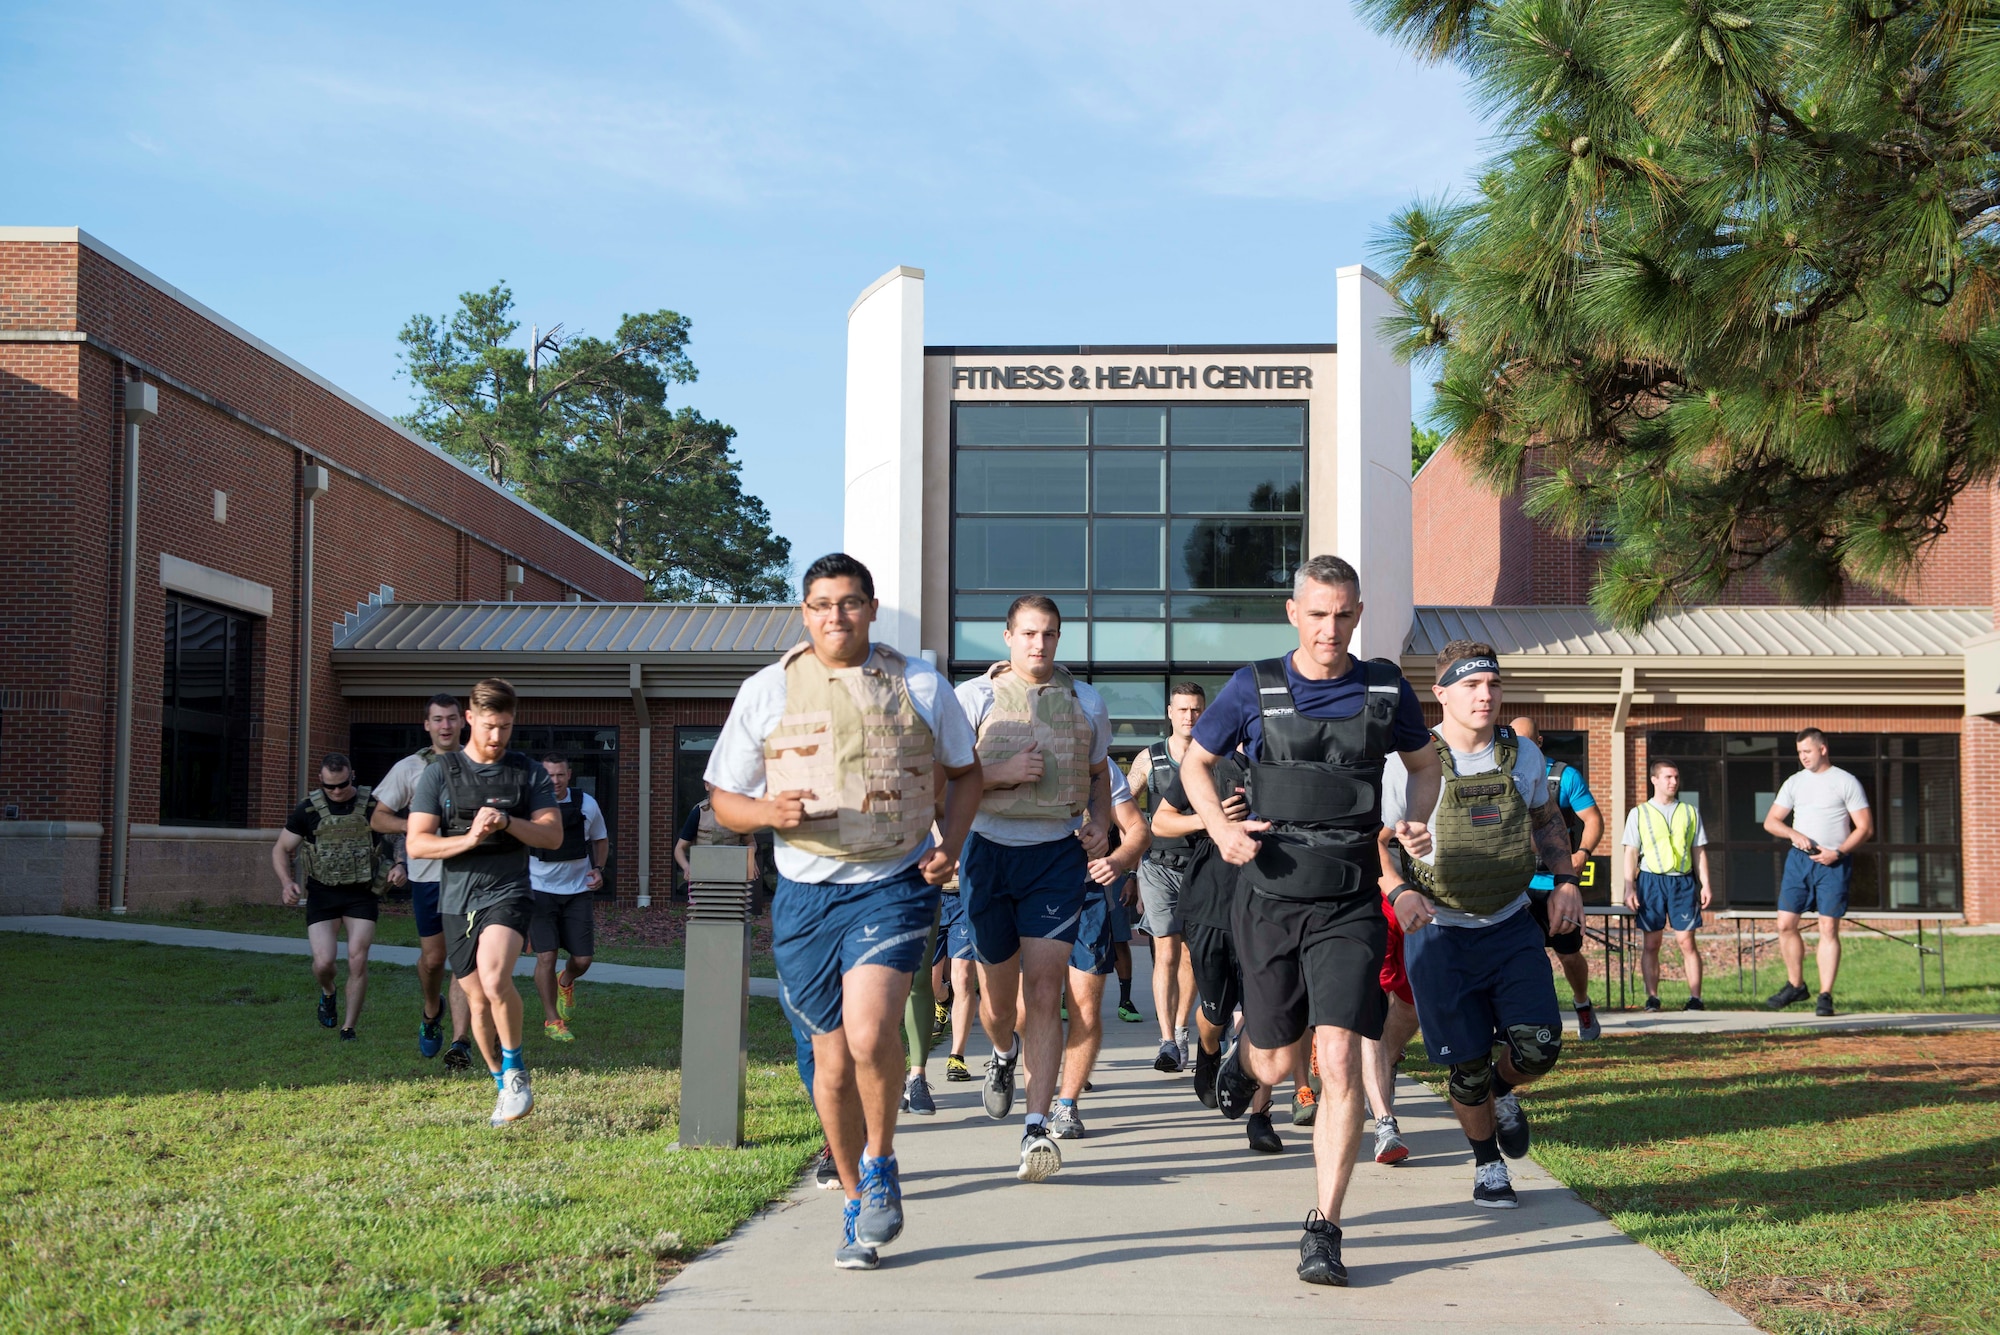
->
<box><xmin>1136</xmin><ymin>859</ymin><xmax>1186</xmax><ymax>939</ymax></box>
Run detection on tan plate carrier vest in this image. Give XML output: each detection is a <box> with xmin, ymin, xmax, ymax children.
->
<box><xmin>975</xmin><ymin>662</ymin><xmax>1093</xmax><ymax>820</ymax></box>
<box><xmin>762</xmin><ymin>642</ymin><xmax>936</xmax><ymax>862</ymax></box>
<box><xmin>302</xmin><ymin>785</ymin><xmax>383</xmax><ymax>893</ymax></box>
<box><xmin>1406</xmin><ymin>729</ymin><xmax>1540</xmax><ymax>916</ymax></box>
<box><xmin>693</xmin><ymin>799</ymin><xmax>749</xmax><ymax>847</ymax></box>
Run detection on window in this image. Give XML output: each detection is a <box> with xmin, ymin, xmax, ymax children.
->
<box><xmin>1645</xmin><ymin>732</ymin><xmax>1960</xmax><ymax>911</ymax></box>
<box><xmin>160</xmin><ymin>596</ymin><xmax>255</xmax><ymax>826</ymax></box>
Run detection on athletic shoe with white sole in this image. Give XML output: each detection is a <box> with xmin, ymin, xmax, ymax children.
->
<box><xmin>1018</xmin><ymin>1126</ymin><xmax>1063</xmax><ymax>1182</ymax></box>
<box><xmin>1049</xmin><ymin>1100</ymin><xmax>1085</xmax><ymax>1140</ymax></box>
<box><xmin>835</xmin><ymin>1198</ymin><xmax>878</xmax><ymax>1270</ymax></box>
<box><xmin>855</xmin><ymin>1154</ymin><xmax>903</xmax><ymax>1246</ymax></box>
<box><xmin>1575</xmin><ymin>1002</ymin><xmax>1602</xmax><ymax>1041</ymax></box>
<box><xmin>1374</xmin><ymin>1115</ymin><xmax>1409</xmax><ymax>1165</ymax></box>
<box><xmin>1153</xmin><ymin>1038</ymin><xmax>1182</xmax><ymax>1073</ymax></box>
<box><xmin>490</xmin><ymin>1069</ymin><xmax>533</xmax><ymax>1126</ymax></box>
<box><xmin>984</xmin><ymin>1045</ymin><xmax>1019</xmax><ymax>1120</ymax></box>
<box><xmin>813</xmin><ymin>1145</ymin><xmax>841</xmax><ymax>1190</ymax></box>
<box><xmin>1493</xmin><ymin>1091</ymin><xmax>1531</xmax><ymax>1159</ymax></box>
<box><xmin>1472</xmin><ymin>1159</ymin><xmax>1518</xmax><ymax>1208</ymax></box>
<box><xmin>1296</xmin><ymin>1209</ymin><xmax>1346</xmax><ymax>1286</ymax></box>
<box><xmin>902</xmin><ymin>1071</ymin><xmax>937</xmax><ymax>1116</ymax></box>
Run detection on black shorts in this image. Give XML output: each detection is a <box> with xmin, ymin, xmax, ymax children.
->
<box><xmin>529</xmin><ymin>891</ymin><xmax>596</xmax><ymax>957</ymax></box>
<box><xmin>1527</xmin><ymin>890</ymin><xmax>1584</xmax><ymax>956</ymax></box>
<box><xmin>305</xmin><ymin>884</ymin><xmax>380</xmax><ymax>926</ymax></box>
<box><xmin>1185</xmin><ymin>921</ymin><xmax>1241</xmax><ymax>1029</ymax></box>
<box><xmin>444</xmin><ymin>897</ymin><xmax>534</xmax><ymax>980</ymax></box>
<box><xmin>1233</xmin><ymin>889</ymin><xmax>1387</xmax><ymax>1049</ymax></box>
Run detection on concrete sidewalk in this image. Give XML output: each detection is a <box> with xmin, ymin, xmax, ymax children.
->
<box><xmin>0</xmin><ymin>914</ymin><xmax>783</xmax><ymax>997</ymax></box>
<box><xmin>630</xmin><ymin>962</ymin><xmax>1754</xmax><ymax>1334</ymax></box>
<box><xmin>1597</xmin><ymin>1006</ymin><xmax>2000</xmax><ymax>1036</ymax></box>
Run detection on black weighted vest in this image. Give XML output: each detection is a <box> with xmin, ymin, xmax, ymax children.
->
<box><xmin>1241</xmin><ymin>655</ymin><xmax>1402</xmax><ymax>902</ymax></box>
<box><xmin>533</xmin><ymin>789</ymin><xmax>590</xmax><ymax>863</ymax></box>
<box><xmin>1145</xmin><ymin>740</ymin><xmax>1192</xmax><ymax>868</ymax></box>
<box><xmin>439</xmin><ymin>750</ymin><xmax>535</xmax><ymax>854</ymax></box>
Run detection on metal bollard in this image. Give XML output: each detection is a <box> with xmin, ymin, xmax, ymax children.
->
<box><xmin>679</xmin><ymin>843</ymin><xmax>758</xmax><ymax>1148</ymax></box>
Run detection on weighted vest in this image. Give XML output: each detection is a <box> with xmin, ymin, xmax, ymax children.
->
<box><xmin>761</xmin><ymin>642</ymin><xmax>936</xmax><ymax>862</ymax></box>
<box><xmin>438</xmin><ymin>750</ymin><xmax>536</xmax><ymax>854</ymax></box>
<box><xmin>1145</xmin><ymin>740</ymin><xmax>1192</xmax><ymax>867</ymax></box>
<box><xmin>693</xmin><ymin>799</ymin><xmax>748</xmax><ymax>847</ymax></box>
<box><xmin>1533</xmin><ymin>759</ymin><xmax>1588</xmax><ymax>873</ymax></box>
<box><xmin>533</xmin><ymin>789</ymin><xmax>590</xmax><ymax>862</ymax></box>
<box><xmin>975</xmin><ymin>662</ymin><xmax>1094</xmax><ymax>820</ymax></box>
<box><xmin>1407</xmin><ymin>728</ymin><xmax>1540</xmax><ymax>915</ymax></box>
<box><xmin>1241</xmin><ymin>656</ymin><xmax>1402</xmax><ymax>902</ymax></box>
<box><xmin>301</xmin><ymin>786</ymin><xmax>381</xmax><ymax>891</ymax></box>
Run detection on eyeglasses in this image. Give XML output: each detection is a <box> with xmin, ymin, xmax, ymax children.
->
<box><xmin>804</xmin><ymin>597</ymin><xmax>872</xmax><ymax>617</ymax></box>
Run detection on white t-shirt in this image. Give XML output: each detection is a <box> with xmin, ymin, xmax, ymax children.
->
<box><xmin>1381</xmin><ymin>733</ymin><xmax>1548</xmax><ymax>929</ymax></box>
<box><xmin>705</xmin><ymin>646</ymin><xmax>978</xmax><ymax>884</ymax></box>
<box><xmin>1621</xmin><ymin>799</ymin><xmax>1708</xmax><ymax>874</ymax></box>
<box><xmin>530</xmin><ymin>789</ymin><xmax>608</xmax><ymax>895</ymax></box>
<box><xmin>1774</xmin><ymin>765</ymin><xmax>1869</xmax><ymax>849</ymax></box>
<box><xmin>374</xmin><ymin>751</ymin><xmax>444</xmax><ymax>883</ymax></box>
<box><xmin>957</xmin><ymin>674</ymin><xmax>1114</xmax><ymax>847</ymax></box>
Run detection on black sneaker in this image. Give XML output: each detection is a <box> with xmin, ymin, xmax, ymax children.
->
<box><xmin>339</xmin><ymin>1027</ymin><xmax>357</xmax><ymax>1042</ymax></box>
<box><xmin>1192</xmin><ymin>1043</ymin><xmax>1220</xmax><ymax>1110</ymax></box>
<box><xmin>1765</xmin><ymin>981</ymin><xmax>1809</xmax><ymax>1010</ymax></box>
<box><xmin>983</xmin><ymin>1044</ymin><xmax>1018</xmax><ymax>1120</ymax></box>
<box><xmin>945</xmin><ymin>1054</ymin><xmax>972</xmax><ymax>1082</ymax></box>
<box><xmin>1816</xmin><ymin>992</ymin><xmax>1835</xmax><ymax>1017</ymax></box>
<box><xmin>813</xmin><ymin>1145</ymin><xmax>841</xmax><ymax>1191</ymax></box>
<box><xmin>1246</xmin><ymin>1111</ymin><xmax>1284</xmax><ymax>1154</ymax></box>
<box><xmin>443</xmin><ymin>1040</ymin><xmax>474</xmax><ymax>1071</ymax></box>
<box><xmin>317</xmin><ymin>992</ymin><xmax>338</xmax><ymax>1028</ymax></box>
<box><xmin>1643</xmin><ymin>995</ymin><xmax>1661</xmax><ymax>1013</ymax></box>
<box><xmin>1296</xmin><ymin>1210</ymin><xmax>1346</xmax><ymax>1286</ymax></box>
<box><xmin>1216</xmin><ymin>1042</ymin><xmax>1257</xmax><ymax>1122</ymax></box>
<box><xmin>1492</xmin><ymin>1091</ymin><xmax>1531</xmax><ymax>1159</ymax></box>
<box><xmin>1684</xmin><ymin>995</ymin><xmax>1706</xmax><ymax>1011</ymax></box>
<box><xmin>1472</xmin><ymin>1160</ymin><xmax>1519</xmax><ymax>1209</ymax></box>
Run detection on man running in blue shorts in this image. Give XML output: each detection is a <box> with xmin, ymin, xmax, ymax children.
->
<box><xmin>956</xmin><ymin>594</ymin><xmax>1113</xmax><ymax>1185</ymax></box>
<box><xmin>1762</xmin><ymin>727</ymin><xmax>1874</xmax><ymax>1016</ymax></box>
<box><xmin>937</xmin><ymin>874</ymin><xmax>980</xmax><ymax>1083</ymax></box>
<box><xmin>707</xmin><ymin>553</ymin><xmax>982</xmax><ymax>1270</ymax></box>
<box><xmin>1622</xmin><ymin>758</ymin><xmax>1712</xmax><ymax>1011</ymax></box>
<box><xmin>1381</xmin><ymin>641</ymin><xmax>1584</xmax><ymax>1212</ymax></box>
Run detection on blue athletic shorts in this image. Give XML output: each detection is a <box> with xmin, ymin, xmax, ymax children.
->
<box><xmin>1635</xmin><ymin>871</ymin><xmax>1702</xmax><ymax>933</ymax></box>
<box><xmin>1779</xmin><ymin>848</ymin><xmax>1851</xmax><ymax>918</ymax></box>
<box><xmin>961</xmin><ymin>833</ymin><xmax>1088</xmax><ymax>964</ymax></box>
<box><xmin>771</xmin><ymin>866</ymin><xmax>939</xmax><ymax>1036</ymax></box>
<box><xmin>1071</xmin><ymin>882</ymin><xmax>1117</xmax><ymax>975</ymax></box>
<box><xmin>409</xmin><ymin>880</ymin><xmax>443</xmax><ymax>939</ymax></box>
<box><xmin>938</xmin><ymin>888</ymin><xmax>977</xmax><ymax>963</ymax></box>
<box><xmin>1403</xmin><ymin>908</ymin><xmax>1561</xmax><ymax>1067</ymax></box>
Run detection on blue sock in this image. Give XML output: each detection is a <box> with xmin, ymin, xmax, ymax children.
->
<box><xmin>492</xmin><ymin>1069</ymin><xmax>506</xmax><ymax>1090</ymax></box>
<box><xmin>501</xmin><ymin>1045</ymin><xmax>524</xmax><ymax>1074</ymax></box>
<box><xmin>1057</xmin><ymin>1097</ymin><xmax>1076</xmax><ymax>1109</ymax></box>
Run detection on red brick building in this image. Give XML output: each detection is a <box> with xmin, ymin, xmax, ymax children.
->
<box><xmin>1412</xmin><ymin>444</ymin><xmax>1999</xmax><ymax>924</ymax></box>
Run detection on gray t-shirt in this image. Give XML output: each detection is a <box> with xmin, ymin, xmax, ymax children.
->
<box><xmin>956</xmin><ymin>675</ymin><xmax>1113</xmax><ymax>847</ymax></box>
<box><xmin>409</xmin><ymin>751</ymin><xmax>558</xmax><ymax>915</ymax></box>
<box><xmin>1381</xmin><ymin>734</ymin><xmax>1548</xmax><ymax>929</ymax></box>
<box><xmin>1774</xmin><ymin>765</ymin><xmax>1869</xmax><ymax>849</ymax></box>
<box><xmin>374</xmin><ymin>751</ymin><xmax>444</xmax><ymax>883</ymax></box>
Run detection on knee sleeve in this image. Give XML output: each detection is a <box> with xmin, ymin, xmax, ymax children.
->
<box><xmin>1504</xmin><ymin>1022</ymin><xmax>1562</xmax><ymax>1079</ymax></box>
<box><xmin>1448</xmin><ymin>1056</ymin><xmax>1494</xmax><ymax>1107</ymax></box>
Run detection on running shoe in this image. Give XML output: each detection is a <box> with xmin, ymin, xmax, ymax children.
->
<box><xmin>1017</xmin><ymin>1125</ymin><xmax>1063</xmax><ymax>1182</ymax></box>
<box><xmin>1176</xmin><ymin>1028</ymin><xmax>1191</xmax><ymax>1070</ymax></box>
<box><xmin>932</xmin><ymin>1000</ymin><xmax>950</xmax><ymax>1045</ymax></box>
<box><xmin>1245</xmin><ymin>1111</ymin><xmax>1284</xmax><ymax>1154</ymax></box>
<box><xmin>983</xmin><ymin>1044</ymin><xmax>1019</xmax><ymax>1120</ymax></box>
<box><xmin>1644</xmin><ymin>994</ymin><xmax>1662</xmax><ymax>1013</ymax></box>
<box><xmin>1049</xmin><ymin>1101</ymin><xmax>1085</xmax><ymax>1140</ymax></box>
<box><xmin>1291</xmin><ymin>1082</ymin><xmax>1318</xmax><ymax>1128</ymax></box>
<box><xmin>544</xmin><ymin>1019</ymin><xmax>576</xmax><ymax>1043</ymax></box>
<box><xmin>1684</xmin><ymin>995</ymin><xmax>1706</xmax><ymax>1011</ymax></box>
<box><xmin>1153</xmin><ymin>1038</ymin><xmax>1183</xmax><ymax>1073</ymax></box>
<box><xmin>1297</xmin><ymin>1209</ymin><xmax>1346</xmax><ymax>1286</ymax></box>
<box><xmin>1493</xmin><ymin>1091</ymin><xmax>1531</xmax><ymax>1159</ymax></box>
<box><xmin>902</xmin><ymin>1071</ymin><xmax>936</xmax><ymax>1117</ymax></box>
<box><xmin>339</xmin><ymin>1027</ymin><xmax>357</xmax><ymax>1042</ymax></box>
<box><xmin>1192</xmin><ymin>1044</ymin><xmax>1220</xmax><ymax>1110</ymax></box>
<box><xmin>1574</xmin><ymin>1002</ymin><xmax>1602</xmax><ymax>1041</ymax></box>
<box><xmin>1373</xmin><ymin>1115</ymin><xmax>1409</xmax><ymax>1165</ymax></box>
<box><xmin>1215</xmin><ymin>1042</ymin><xmax>1257</xmax><ymax>1121</ymax></box>
<box><xmin>1117</xmin><ymin>999</ymin><xmax>1143</xmax><ymax>1023</ymax></box>
<box><xmin>317</xmin><ymin>991</ymin><xmax>337</xmax><ymax>1029</ymax></box>
<box><xmin>443</xmin><ymin>1039</ymin><xmax>474</xmax><ymax>1072</ymax></box>
<box><xmin>418</xmin><ymin>1009</ymin><xmax>444</xmax><ymax>1059</ymax></box>
<box><xmin>835</xmin><ymin>1198</ymin><xmax>879</xmax><ymax>1270</ymax></box>
<box><xmin>855</xmin><ymin>1154</ymin><xmax>903</xmax><ymax>1246</ymax></box>
<box><xmin>1472</xmin><ymin>1159</ymin><xmax>1518</xmax><ymax>1209</ymax></box>
<box><xmin>813</xmin><ymin>1144</ymin><xmax>841</xmax><ymax>1191</ymax></box>
<box><xmin>491</xmin><ymin>1069</ymin><xmax>534</xmax><ymax>1126</ymax></box>
<box><xmin>945</xmin><ymin>1054</ymin><xmax>972</xmax><ymax>1082</ymax></box>
<box><xmin>1765</xmin><ymin>980</ymin><xmax>1809</xmax><ymax>1010</ymax></box>
<box><xmin>556</xmin><ymin>975</ymin><xmax>576</xmax><ymax>1021</ymax></box>
<box><xmin>1816</xmin><ymin>992</ymin><xmax>1835</xmax><ymax>1017</ymax></box>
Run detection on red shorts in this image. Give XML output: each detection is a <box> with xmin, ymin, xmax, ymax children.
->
<box><xmin>1379</xmin><ymin>892</ymin><xmax>1413</xmax><ymax>1005</ymax></box>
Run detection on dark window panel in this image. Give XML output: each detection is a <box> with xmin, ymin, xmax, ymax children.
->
<box><xmin>956</xmin><ymin>451</ymin><xmax>1086</xmax><ymax>513</ymax></box>
<box><xmin>956</xmin><ymin>519</ymin><xmax>1087</xmax><ymax>590</ymax></box>
<box><xmin>1169</xmin><ymin>405</ymin><xmax>1304</xmax><ymax>446</ymax></box>
<box><xmin>1093</xmin><ymin>519</ymin><xmax>1165</xmax><ymax>590</ymax></box>
<box><xmin>1093</xmin><ymin>452</ymin><xmax>1164</xmax><ymax>512</ymax></box>
<box><xmin>1092</xmin><ymin>405</ymin><xmax>1166</xmax><ymax>446</ymax></box>
<box><xmin>1170</xmin><ymin>450</ymin><xmax>1302</xmax><ymax>514</ymax></box>
<box><xmin>955</xmin><ymin>404</ymin><xmax>1088</xmax><ymax>446</ymax></box>
<box><xmin>1170</xmin><ymin>519</ymin><xmax>1301</xmax><ymax>590</ymax></box>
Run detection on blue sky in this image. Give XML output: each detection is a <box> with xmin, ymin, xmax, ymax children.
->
<box><xmin>5</xmin><ymin>2</ymin><xmax>1482</xmax><ymax>568</ymax></box>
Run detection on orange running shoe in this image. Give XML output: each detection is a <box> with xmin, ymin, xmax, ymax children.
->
<box><xmin>1292</xmin><ymin>1079</ymin><xmax>1318</xmax><ymax>1127</ymax></box>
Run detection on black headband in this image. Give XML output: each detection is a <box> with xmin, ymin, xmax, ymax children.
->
<box><xmin>1438</xmin><ymin>655</ymin><xmax>1501</xmax><ymax>687</ymax></box>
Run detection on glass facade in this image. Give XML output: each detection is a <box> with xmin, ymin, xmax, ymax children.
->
<box><xmin>952</xmin><ymin>401</ymin><xmax>1306</xmax><ymax>750</ymax></box>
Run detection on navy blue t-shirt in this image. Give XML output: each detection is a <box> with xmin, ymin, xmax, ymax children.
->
<box><xmin>1191</xmin><ymin>652</ymin><xmax>1430</xmax><ymax>763</ymax></box>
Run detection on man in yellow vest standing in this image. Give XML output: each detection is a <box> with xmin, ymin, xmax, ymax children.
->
<box><xmin>706</xmin><ymin>553</ymin><xmax>983</xmax><ymax>1271</ymax></box>
<box><xmin>954</xmin><ymin>595</ymin><xmax>1113</xmax><ymax>1186</ymax></box>
<box><xmin>1622</xmin><ymin>758</ymin><xmax>1712</xmax><ymax>1011</ymax></box>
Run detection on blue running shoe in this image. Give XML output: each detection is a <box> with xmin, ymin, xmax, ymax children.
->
<box><xmin>855</xmin><ymin>1153</ymin><xmax>903</xmax><ymax>1246</ymax></box>
<box><xmin>836</xmin><ymin>1198</ymin><xmax>879</xmax><ymax>1270</ymax></box>
<box><xmin>418</xmin><ymin>1008</ymin><xmax>444</xmax><ymax>1059</ymax></box>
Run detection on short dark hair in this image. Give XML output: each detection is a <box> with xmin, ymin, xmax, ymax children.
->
<box><xmin>1648</xmin><ymin>757</ymin><xmax>1680</xmax><ymax>778</ymax></box>
<box><xmin>319</xmin><ymin>752</ymin><xmax>353</xmax><ymax>777</ymax></box>
<box><xmin>1436</xmin><ymin>639</ymin><xmax>1499</xmax><ymax>674</ymax></box>
<box><xmin>1169</xmin><ymin>680</ymin><xmax>1207</xmax><ymax>703</ymax></box>
<box><xmin>467</xmin><ymin>677</ymin><xmax>517</xmax><ymax>715</ymax></box>
<box><xmin>1006</xmin><ymin>595</ymin><xmax>1063</xmax><ymax>630</ymax></box>
<box><xmin>1796</xmin><ymin>727</ymin><xmax>1827</xmax><ymax>745</ymax></box>
<box><xmin>1293</xmin><ymin>554</ymin><xmax>1361</xmax><ymax>598</ymax></box>
<box><xmin>424</xmin><ymin>693</ymin><xmax>462</xmax><ymax>716</ymax></box>
<box><xmin>540</xmin><ymin>753</ymin><xmax>569</xmax><ymax>767</ymax></box>
<box><xmin>801</xmin><ymin>552</ymin><xmax>874</xmax><ymax>600</ymax></box>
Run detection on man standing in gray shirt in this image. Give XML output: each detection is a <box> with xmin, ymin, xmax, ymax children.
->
<box><xmin>1762</xmin><ymin>728</ymin><xmax>1874</xmax><ymax>1016</ymax></box>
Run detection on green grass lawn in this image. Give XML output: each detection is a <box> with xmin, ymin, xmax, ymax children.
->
<box><xmin>0</xmin><ymin>935</ymin><xmax>815</xmax><ymax>1333</ymax></box>
<box><xmin>1565</xmin><ymin>926</ymin><xmax>2000</xmax><ymax>1014</ymax></box>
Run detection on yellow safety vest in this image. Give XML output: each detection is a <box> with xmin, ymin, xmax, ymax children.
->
<box><xmin>1635</xmin><ymin>800</ymin><xmax>1698</xmax><ymax>874</ymax></box>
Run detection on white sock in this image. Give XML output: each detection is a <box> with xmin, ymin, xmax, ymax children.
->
<box><xmin>994</xmin><ymin>1040</ymin><xmax>1018</xmax><ymax>1061</ymax></box>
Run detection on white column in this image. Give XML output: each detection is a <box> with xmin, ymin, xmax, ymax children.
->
<box><xmin>1335</xmin><ymin>264</ymin><xmax>1414</xmax><ymax>662</ymax></box>
<box><xmin>842</xmin><ymin>265</ymin><xmax>926</xmax><ymax>655</ymax></box>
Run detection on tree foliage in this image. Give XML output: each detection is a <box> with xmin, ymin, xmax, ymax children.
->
<box><xmin>397</xmin><ymin>286</ymin><xmax>791</xmax><ymax>602</ymax></box>
<box><xmin>1413</xmin><ymin>422</ymin><xmax>1448</xmax><ymax>472</ymax></box>
<box><xmin>1362</xmin><ymin>0</ymin><xmax>2000</xmax><ymax>625</ymax></box>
